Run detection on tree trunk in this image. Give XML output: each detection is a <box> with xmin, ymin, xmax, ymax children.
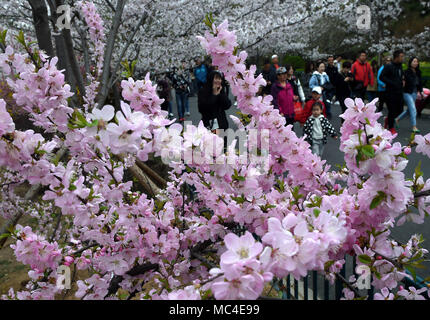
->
<box><xmin>28</xmin><ymin>0</ymin><xmax>55</xmax><ymax>57</ymax></box>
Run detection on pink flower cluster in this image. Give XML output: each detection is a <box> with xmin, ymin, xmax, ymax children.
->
<box><xmin>209</xmin><ymin>232</ymin><xmax>272</xmax><ymax>300</ymax></box>
<box><xmin>0</xmin><ymin>47</ymin><xmax>74</xmax><ymax>132</ymax></box>
<box><xmin>121</xmin><ymin>74</ymin><xmax>166</xmax><ymax>115</ymax></box>
<box><xmin>11</xmin><ymin>225</ymin><xmax>62</xmax><ymax>272</ymax></box>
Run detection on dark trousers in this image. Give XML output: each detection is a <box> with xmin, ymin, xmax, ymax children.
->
<box><xmin>353</xmin><ymin>86</ymin><xmax>367</xmax><ymax>100</ymax></box>
<box><xmin>285</xmin><ymin>116</ymin><xmax>295</xmax><ymax>129</ymax></box>
<box><xmin>338</xmin><ymin>96</ymin><xmax>349</xmax><ymax>114</ymax></box>
<box><xmin>338</xmin><ymin>95</ymin><xmax>350</xmax><ymax>125</ymax></box>
<box><xmin>378</xmin><ymin>91</ymin><xmax>387</xmax><ymax>112</ymax></box>
<box><xmin>386</xmin><ymin>92</ymin><xmax>404</xmax><ymax>129</ymax></box>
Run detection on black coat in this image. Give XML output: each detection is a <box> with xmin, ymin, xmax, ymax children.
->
<box><xmin>326</xmin><ymin>64</ymin><xmax>339</xmax><ymax>84</ymax></box>
<box><xmin>261</xmin><ymin>69</ymin><xmax>274</xmax><ymax>95</ymax></box>
<box><xmin>198</xmin><ymin>87</ymin><xmax>231</xmax><ymax>130</ymax></box>
<box><xmin>303</xmin><ymin>116</ymin><xmax>337</xmax><ymax>145</ymax></box>
<box><xmin>333</xmin><ymin>71</ymin><xmax>354</xmax><ymax>98</ymax></box>
<box><xmin>403</xmin><ymin>68</ymin><xmax>423</xmax><ymax>94</ymax></box>
<box><xmin>380</xmin><ymin>62</ymin><xmax>404</xmax><ymax>94</ymax></box>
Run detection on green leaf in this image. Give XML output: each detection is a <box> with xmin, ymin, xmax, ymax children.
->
<box><xmin>313</xmin><ymin>209</ymin><xmax>321</xmax><ymax>217</ymax></box>
<box><xmin>415</xmin><ymin>161</ymin><xmax>423</xmax><ymax>179</ymax></box>
<box><xmin>15</xmin><ymin>30</ymin><xmax>25</xmax><ymax>47</ymax></box>
<box><xmin>370</xmin><ymin>191</ymin><xmax>386</xmax><ymax>210</ymax></box>
<box><xmin>0</xmin><ymin>232</ymin><xmax>11</xmax><ymax>240</ymax></box>
<box><xmin>361</xmin><ymin>145</ymin><xmax>375</xmax><ymax>158</ymax></box>
<box><xmin>231</xmin><ymin>195</ymin><xmax>245</xmax><ymax>204</ymax></box>
<box><xmin>358</xmin><ymin>254</ymin><xmax>372</xmax><ymax>265</ymax></box>
<box><xmin>0</xmin><ymin>29</ymin><xmax>7</xmax><ymax>46</ymax></box>
<box><xmin>405</xmin><ymin>265</ymin><xmax>417</xmax><ymax>282</ymax></box>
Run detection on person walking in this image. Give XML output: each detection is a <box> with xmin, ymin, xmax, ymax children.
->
<box><xmin>395</xmin><ymin>57</ymin><xmax>424</xmax><ymax>133</ymax></box>
<box><xmin>335</xmin><ymin>55</ymin><xmax>343</xmax><ymax>73</ymax></box>
<box><xmin>377</xmin><ymin>56</ymin><xmax>391</xmax><ymax>112</ymax></box>
<box><xmin>366</xmin><ymin>60</ymin><xmax>379</xmax><ymax>102</ymax></box>
<box><xmin>303</xmin><ymin>101</ymin><xmax>338</xmax><ymax>157</ymax></box>
<box><xmin>309</xmin><ymin>61</ymin><xmax>334</xmax><ymax>119</ymax></box>
<box><xmin>332</xmin><ymin>61</ymin><xmax>355</xmax><ymax>116</ymax></box>
<box><xmin>181</xmin><ymin>61</ymin><xmax>192</xmax><ymax>116</ymax></box>
<box><xmin>198</xmin><ymin>70</ymin><xmax>231</xmax><ymax>130</ymax></box>
<box><xmin>326</xmin><ymin>55</ymin><xmax>339</xmax><ymax>84</ymax></box>
<box><xmin>171</xmin><ymin>66</ymin><xmax>191</xmax><ymax>122</ymax></box>
<box><xmin>271</xmin><ymin>67</ymin><xmax>295</xmax><ymax>127</ymax></box>
<box><xmin>301</xmin><ymin>61</ymin><xmax>315</xmax><ymax>100</ymax></box>
<box><xmin>157</xmin><ymin>76</ymin><xmax>173</xmax><ymax>118</ymax></box>
<box><xmin>259</xmin><ymin>59</ymin><xmax>276</xmax><ymax>96</ymax></box>
<box><xmin>286</xmin><ymin>65</ymin><xmax>306</xmax><ymax>107</ymax></box>
<box><xmin>300</xmin><ymin>86</ymin><xmax>327</xmax><ymax>125</ymax></box>
<box><xmin>351</xmin><ymin>50</ymin><xmax>375</xmax><ymax>100</ymax></box>
<box><xmin>380</xmin><ymin>49</ymin><xmax>405</xmax><ymax>135</ymax></box>
<box><xmin>194</xmin><ymin>58</ymin><xmax>208</xmax><ymax>91</ymax></box>
<box><xmin>326</xmin><ymin>55</ymin><xmax>339</xmax><ymax>107</ymax></box>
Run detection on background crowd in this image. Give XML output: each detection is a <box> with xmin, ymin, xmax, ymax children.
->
<box><xmin>153</xmin><ymin>49</ymin><xmax>428</xmax><ymax>157</ymax></box>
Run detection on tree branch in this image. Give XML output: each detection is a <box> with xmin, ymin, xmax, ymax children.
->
<box><xmin>108</xmin><ymin>13</ymin><xmax>148</xmax><ymax>88</ymax></box>
<box><xmin>97</xmin><ymin>0</ymin><xmax>127</xmax><ymax>108</ymax></box>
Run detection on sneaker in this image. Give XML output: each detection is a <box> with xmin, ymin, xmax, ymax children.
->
<box><xmin>179</xmin><ymin>117</ymin><xmax>185</xmax><ymax>122</ymax></box>
<box><xmin>412</xmin><ymin>128</ymin><xmax>421</xmax><ymax>134</ymax></box>
<box><xmin>185</xmin><ymin>112</ymin><xmax>190</xmax><ymax>116</ymax></box>
<box><xmin>169</xmin><ymin>113</ymin><xmax>174</xmax><ymax>118</ymax></box>
<box><xmin>394</xmin><ymin>119</ymin><xmax>399</xmax><ymax>130</ymax></box>
<box><xmin>384</xmin><ymin>117</ymin><xmax>388</xmax><ymax>129</ymax></box>
<box><xmin>389</xmin><ymin>128</ymin><xmax>397</xmax><ymax>135</ymax></box>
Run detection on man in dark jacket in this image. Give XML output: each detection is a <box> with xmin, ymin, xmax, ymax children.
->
<box><xmin>326</xmin><ymin>56</ymin><xmax>339</xmax><ymax>84</ymax></box>
<box><xmin>332</xmin><ymin>61</ymin><xmax>355</xmax><ymax>115</ymax></box>
<box><xmin>380</xmin><ymin>49</ymin><xmax>405</xmax><ymax>134</ymax></box>
<box><xmin>260</xmin><ymin>60</ymin><xmax>276</xmax><ymax>95</ymax></box>
<box><xmin>269</xmin><ymin>55</ymin><xmax>280</xmax><ymax>84</ymax></box>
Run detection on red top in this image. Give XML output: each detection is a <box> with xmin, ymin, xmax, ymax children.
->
<box><xmin>299</xmin><ymin>99</ymin><xmax>326</xmax><ymax>124</ymax></box>
<box><xmin>351</xmin><ymin>60</ymin><xmax>374</xmax><ymax>87</ymax></box>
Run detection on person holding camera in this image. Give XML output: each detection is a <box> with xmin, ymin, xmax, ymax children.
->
<box><xmin>198</xmin><ymin>71</ymin><xmax>232</xmax><ymax>131</ymax></box>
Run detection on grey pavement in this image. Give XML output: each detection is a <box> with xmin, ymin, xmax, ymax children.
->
<box><xmin>171</xmin><ymin>92</ymin><xmax>430</xmax><ymax>277</ymax></box>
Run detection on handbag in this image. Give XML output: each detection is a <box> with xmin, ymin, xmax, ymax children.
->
<box><xmin>294</xmin><ymin>101</ymin><xmax>304</xmax><ymax>123</ymax></box>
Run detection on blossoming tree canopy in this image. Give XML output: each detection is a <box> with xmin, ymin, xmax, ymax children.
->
<box><xmin>0</xmin><ymin>3</ymin><xmax>430</xmax><ymax>300</ymax></box>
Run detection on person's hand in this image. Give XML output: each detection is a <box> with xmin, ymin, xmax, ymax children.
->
<box><xmin>333</xmin><ymin>135</ymin><xmax>338</xmax><ymax>140</ymax></box>
<box><xmin>293</xmin><ymin>95</ymin><xmax>299</xmax><ymax>101</ymax></box>
<box><xmin>267</xmin><ymin>81</ymin><xmax>271</xmax><ymax>85</ymax></box>
<box><xmin>213</xmin><ymin>84</ymin><xmax>222</xmax><ymax>96</ymax></box>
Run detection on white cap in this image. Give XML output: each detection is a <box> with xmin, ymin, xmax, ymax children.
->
<box><xmin>312</xmin><ymin>86</ymin><xmax>322</xmax><ymax>95</ymax></box>
<box><xmin>271</xmin><ymin>55</ymin><xmax>278</xmax><ymax>60</ymax></box>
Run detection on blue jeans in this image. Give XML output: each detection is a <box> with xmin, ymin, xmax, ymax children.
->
<box><xmin>184</xmin><ymin>94</ymin><xmax>189</xmax><ymax>113</ymax></box>
<box><xmin>176</xmin><ymin>92</ymin><xmax>187</xmax><ymax>119</ymax></box>
<box><xmin>367</xmin><ymin>91</ymin><xmax>377</xmax><ymax>103</ymax></box>
<box><xmin>398</xmin><ymin>92</ymin><xmax>417</xmax><ymax>127</ymax></box>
